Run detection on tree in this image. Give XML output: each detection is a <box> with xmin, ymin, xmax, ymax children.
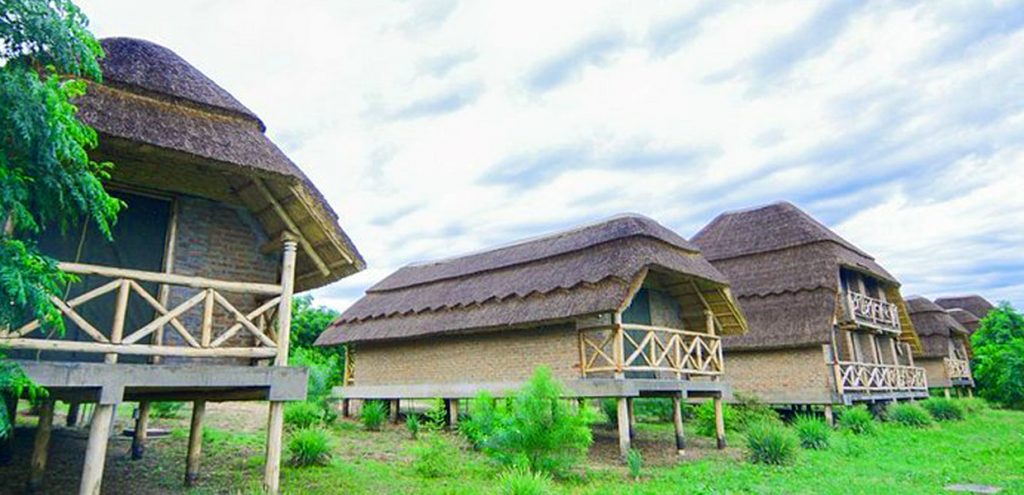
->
<box><xmin>1</xmin><ymin>0</ymin><xmax>121</xmax><ymax>436</ymax></box>
<box><xmin>971</xmin><ymin>303</ymin><xmax>1024</xmax><ymax>409</ymax></box>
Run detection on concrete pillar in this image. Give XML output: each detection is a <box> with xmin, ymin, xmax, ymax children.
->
<box><xmin>80</xmin><ymin>404</ymin><xmax>114</xmax><ymax>495</ymax></box>
<box><xmin>672</xmin><ymin>395</ymin><xmax>685</xmax><ymax>456</ymax></box>
<box><xmin>185</xmin><ymin>401</ymin><xmax>206</xmax><ymax>487</ymax></box>
<box><xmin>390</xmin><ymin>399</ymin><xmax>400</xmax><ymax>424</ymax></box>
<box><xmin>713</xmin><ymin>396</ymin><xmax>726</xmax><ymax>450</ymax></box>
<box><xmin>616</xmin><ymin>397</ymin><xmax>630</xmax><ymax>459</ymax></box>
<box><xmin>27</xmin><ymin>400</ymin><xmax>54</xmax><ymax>493</ymax></box>
<box><xmin>131</xmin><ymin>401</ymin><xmax>151</xmax><ymax>460</ymax></box>
<box><xmin>823</xmin><ymin>404</ymin><xmax>835</xmax><ymax>427</ymax></box>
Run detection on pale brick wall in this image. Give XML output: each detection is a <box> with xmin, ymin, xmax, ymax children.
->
<box><xmin>919</xmin><ymin>357</ymin><xmax>951</xmax><ymax>388</ymax></box>
<box><xmin>353</xmin><ymin>325</ymin><xmax>580</xmax><ymax>386</ymax></box>
<box><xmin>724</xmin><ymin>347</ymin><xmax>834</xmax><ymax>404</ymax></box>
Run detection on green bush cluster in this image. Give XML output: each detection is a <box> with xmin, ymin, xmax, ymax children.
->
<box><xmin>745</xmin><ymin>421</ymin><xmax>799</xmax><ymax>465</ymax></box>
<box><xmin>693</xmin><ymin>393</ymin><xmax>778</xmax><ymax>437</ymax></box>
<box><xmin>791</xmin><ymin>414</ymin><xmax>830</xmax><ymax>449</ymax></box>
<box><xmin>921</xmin><ymin>398</ymin><xmax>965</xmax><ymax>421</ymax></box>
<box><xmin>287</xmin><ymin>428</ymin><xmax>332</xmax><ymax>467</ymax></box>
<box><xmin>838</xmin><ymin>405</ymin><xmax>876</xmax><ymax>435</ymax></box>
<box><xmin>361</xmin><ymin>400</ymin><xmax>388</xmax><ymax>431</ymax></box>
<box><xmin>958</xmin><ymin>397</ymin><xmax>989</xmax><ymax>414</ymax></box>
<box><xmin>626</xmin><ymin>448</ymin><xmax>643</xmax><ymax>481</ymax></box>
<box><xmin>406</xmin><ymin>413</ymin><xmax>421</xmax><ymax>439</ymax></box>
<box><xmin>411</xmin><ymin>434</ymin><xmax>459</xmax><ymax>478</ymax></box>
<box><xmin>971</xmin><ymin>303</ymin><xmax>1024</xmax><ymax>409</ymax></box>
<box><xmin>150</xmin><ymin>401</ymin><xmax>185</xmax><ymax>419</ymax></box>
<box><xmin>497</xmin><ymin>466</ymin><xmax>554</xmax><ymax>495</ymax></box>
<box><xmin>887</xmin><ymin>403</ymin><xmax>933</xmax><ymax>427</ymax></box>
<box><xmin>285</xmin><ymin>401</ymin><xmax>324</xmax><ymax>429</ymax></box>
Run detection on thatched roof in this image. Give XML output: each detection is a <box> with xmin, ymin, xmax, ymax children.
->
<box><xmin>947</xmin><ymin>308</ymin><xmax>981</xmax><ymax>334</ymax></box>
<box><xmin>692</xmin><ymin>202</ymin><xmax>920</xmax><ymax>351</ymax></box>
<box><xmin>76</xmin><ymin>38</ymin><xmax>364</xmax><ymax>291</ymax></box>
<box><xmin>934</xmin><ymin>295</ymin><xmax>995</xmax><ymax>320</ymax></box>
<box><xmin>317</xmin><ymin>215</ymin><xmax>747</xmax><ymax>345</ymax></box>
<box><xmin>906</xmin><ymin>296</ymin><xmax>969</xmax><ymax>358</ymax></box>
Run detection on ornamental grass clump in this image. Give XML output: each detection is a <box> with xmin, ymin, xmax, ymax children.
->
<box><xmin>285</xmin><ymin>401</ymin><xmax>322</xmax><ymax>429</ymax></box>
<box><xmin>921</xmin><ymin>398</ymin><xmax>965</xmax><ymax>421</ymax></box>
<box><xmin>406</xmin><ymin>413</ymin><xmax>421</xmax><ymax>439</ymax></box>
<box><xmin>791</xmin><ymin>414</ymin><xmax>831</xmax><ymax>449</ymax></box>
<box><xmin>497</xmin><ymin>466</ymin><xmax>554</xmax><ymax>495</ymax></box>
<box><xmin>287</xmin><ymin>428</ymin><xmax>332</xmax><ymax>467</ymax></box>
<box><xmin>887</xmin><ymin>403</ymin><xmax>933</xmax><ymax>428</ymax></box>
<box><xmin>626</xmin><ymin>448</ymin><xmax>643</xmax><ymax>481</ymax></box>
<box><xmin>361</xmin><ymin>400</ymin><xmax>388</xmax><ymax>431</ymax></box>
<box><xmin>838</xmin><ymin>405</ymin><xmax>876</xmax><ymax>435</ymax></box>
<box><xmin>745</xmin><ymin>421</ymin><xmax>799</xmax><ymax>466</ymax></box>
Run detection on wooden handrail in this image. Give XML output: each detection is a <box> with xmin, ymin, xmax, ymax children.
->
<box><xmin>60</xmin><ymin>262</ymin><xmax>283</xmax><ymax>296</ymax></box>
<box><xmin>943</xmin><ymin>357</ymin><xmax>972</xmax><ymax>380</ymax></box>
<box><xmin>832</xmin><ymin>360</ymin><xmax>928</xmax><ymax>393</ymax></box>
<box><xmin>842</xmin><ymin>291</ymin><xmax>901</xmax><ymax>332</ymax></box>
<box><xmin>579</xmin><ymin>324</ymin><xmax>723</xmax><ymax>378</ymax></box>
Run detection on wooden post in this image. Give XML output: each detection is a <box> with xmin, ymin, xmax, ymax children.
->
<box><xmin>67</xmin><ymin>402</ymin><xmax>81</xmax><ymax>427</ymax></box>
<box><xmin>448</xmin><ymin>399</ymin><xmax>459</xmax><ymax>428</ymax></box>
<box><xmin>200</xmin><ymin>289</ymin><xmax>215</xmax><ymax>348</ymax></box>
<box><xmin>80</xmin><ymin>404</ymin><xmax>114</xmax><ymax>495</ymax></box>
<box><xmin>390</xmin><ymin>399</ymin><xmax>400</xmax><ymax>424</ymax></box>
<box><xmin>943</xmin><ymin>388</ymin><xmax>951</xmax><ymax>399</ymax></box>
<box><xmin>264</xmin><ymin>240</ymin><xmax>297</xmax><ymax>495</ymax></box>
<box><xmin>823</xmin><ymin>404</ymin><xmax>835</xmax><ymax>427</ymax></box>
<box><xmin>341</xmin><ymin>399</ymin><xmax>350</xmax><ymax>418</ymax></box>
<box><xmin>131</xmin><ymin>401</ymin><xmax>151</xmax><ymax>460</ymax></box>
<box><xmin>105</xmin><ymin>279</ymin><xmax>131</xmax><ymax>364</ymax></box>
<box><xmin>672</xmin><ymin>394</ymin><xmax>685</xmax><ymax>455</ymax></box>
<box><xmin>627</xmin><ymin>397</ymin><xmax>636</xmax><ymax>441</ymax></box>
<box><xmin>27</xmin><ymin>400</ymin><xmax>54</xmax><ymax>493</ymax></box>
<box><xmin>185</xmin><ymin>401</ymin><xmax>206</xmax><ymax>487</ymax></box>
<box><xmin>616</xmin><ymin>397</ymin><xmax>630</xmax><ymax>459</ymax></box>
<box><xmin>905</xmin><ymin>343</ymin><xmax>916</xmax><ymax>366</ymax></box>
<box><xmin>967</xmin><ymin>387</ymin><xmax>974</xmax><ymax>398</ymax></box>
<box><xmin>713</xmin><ymin>396</ymin><xmax>726</xmax><ymax>450</ymax></box>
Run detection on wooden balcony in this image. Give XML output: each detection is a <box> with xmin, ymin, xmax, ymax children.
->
<box><xmin>944</xmin><ymin>357</ymin><xmax>973</xmax><ymax>382</ymax></box>
<box><xmin>579</xmin><ymin>323</ymin><xmax>723</xmax><ymax>379</ymax></box>
<box><xmin>832</xmin><ymin>361</ymin><xmax>928</xmax><ymax>394</ymax></box>
<box><xmin>841</xmin><ymin>291</ymin><xmax>901</xmax><ymax>334</ymax></box>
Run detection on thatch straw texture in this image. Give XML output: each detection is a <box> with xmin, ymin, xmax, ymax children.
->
<box><xmin>317</xmin><ymin>215</ymin><xmax>745</xmax><ymax>345</ymax></box>
<box><xmin>947</xmin><ymin>308</ymin><xmax>981</xmax><ymax>334</ymax></box>
<box><xmin>934</xmin><ymin>295</ymin><xmax>995</xmax><ymax>320</ymax></box>
<box><xmin>906</xmin><ymin>296</ymin><xmax>969</xmax><ymax>358</ymax></box>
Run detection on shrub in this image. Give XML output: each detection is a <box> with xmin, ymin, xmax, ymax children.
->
<box><xmin>411</xmin><ymin>434</ymin><xmax>458</xmax><ymax>478</ymax></box>
<box><xmin>626</xmin><ymin>448</ymin><xmax>643</xmax><ymax>481</ymax></box>
<box><xmin>693</xmin><ymin>400</ymin><xmax>736</xmax><ymax>437</ymax></box>
<box><xmin>497</xmin><ymin>466</ymin><xmax>554</xmax><ymax>495</ymax></box>
<box><xmin>361</xmin><ymin>400</ymin><xmax>388</xmax><ymax>431</ymax></box>
<box><xmin>633</xmin><ymin>398</ymin><xmax>674</xmax><ymax>423</ymax></box>
<box><xmin>838</xmin><ymin>406</ymin><xmax>876</xmax><ymax>435</ymax></box>
<box><xmin>423</xmin><ymin>398</ymin><xmax>449</xmax><ymax>431</ymax></box>
<box><xmin>887</xmin><ymin>403</ymin><xmax>932</xmax><ymax>427</ymax></box>
<box><xmin>791</xmin><ymin>414</ymin><xmax>830</xmax><ymax>450</ymax></box>
<box><xmin>745</xmin><ymin>421</ymin><xmax>798</xmax><ymax>466</ymax></box>
<box><xmin>921</xmin><ymin>398</ymin><xmax>965</xmax><ymax>421</ymax></box>
<box><xmin>461</xmin><ymin>392</ymin><xmax>500</xmax><ymax>448</ymax></box>
<box><xmin>406</xmin><ymin>413</ymin><xmax>421</xmax><ymax>439</ymax></box>
<box><xmin>287</xmin><ymin>428</ymin><xmax>332</xmax><ymax>467</ymax></box>
<box><xmin>733</xmin><ymin>393</ymin><xmax>781</xmax><ymax>429</ymax></box>
<box><xmin>285</xmin><ymin>401</ymin><xmax>322</xmax><ymax>429</ymax></box>
<box><xmin>971</xmin><ymin>303</ymin><xmax>1024</xmax><ymax>409</ymax></box>
<box><xmin>601</xmin><ymin>399</ymin><xmax>619</xmax><ymax>425</ymax></box>
<box><xmin>150</xmin><ymin>401</ymin><xmax>185</xmax><ymax>419</ymax></box>
<box><xmin>958</xmin><ymin>397</ymin><xmax>989</xmax><ymax>414</ymax></box>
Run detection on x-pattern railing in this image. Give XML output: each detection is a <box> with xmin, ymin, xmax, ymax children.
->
<box><xmin>844</xmin><ymin>291</ymin><xmax>901</xmax><ymax>333</ymax></box>
<box><xmin>579</xmin><ymin>323</ymin><xmax>722</xmax><ymax>378</ymax></box>
<box><xmin>944</xmin><ymin>357</ymin><xmax>972</xmax><ymax>380</ymax></box>
<box><xmin>834</xmin><ymin>361</ymin><xmax>927</xmax><ymax>393</ymax></box>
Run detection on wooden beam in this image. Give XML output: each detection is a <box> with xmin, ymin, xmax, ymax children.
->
<box><xmin>59</xmin><ymin>262</ymin><xmax>283</xmax><ymax>296</ymax></box>
<box><xmin>616</xmin><ymin>397</ymin><xmax>630</xmax><ymax>459</ymax></box>
<box><xmin>0</xmin><ymin>338</ymin><xmax>277</xmax><ymax>359</ymax></box>
<box><xmin>254</xmin><ymin>179</ymin><xmax>330</xmax><ymax>277</ymax></box>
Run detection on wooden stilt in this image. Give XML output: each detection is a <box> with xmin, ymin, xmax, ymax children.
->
<box><xmin>713</xmin><ymin>396</ymin><xmax>726</xmax><ymax>450</ymax></box>
<box><xmin>627</xmin><ymin>397</ymin><xmax>636</xmax><ymax>441</ymax></box>
<box><xmin>264</xmin><ymin>239</ymin><xmax>297</xmax><ymax>495</ymax></box>
<box><xmin>341</xmin><ymin>399</ymin><xmax>350</xmax><ymax>418</ymax></box>
<box><xmin>185</xmin><ymin>401</ymin><xmax>206</xmax><ymax>487</ymax></box>
<box><xmin>967</xmin><ymin>387</ymin><xmax>974</xmax><ymax>398</ymax></box>
<box><xmin>0</xmin><ymin>393</ymin><xmax>16</xmax><ymax>466</ymax></box>
<box><xmin>944</xmin><ymin>388</ymin><xmax>951</xmax><ymax>399</ymax></box>
<box><xmin>131</xmin><ymin>401</ymin><xmax>151</xmax><ymax>460</ymax></box>
<box><xmin>263</xmin><ymin>401</ymin><xmax>285</xmax><ymax>494</ymax></box>
<box><xmin>390</xmin><ymin>399</ymin><xmax>400</xmax><ymax>424</ymax></box>
<box><xmin>672</xmin><ymin>395</ymin><xmax>685</xmax><ymax>455</ymax></box>
<box><xmin>27</xmin><ymin>400</ymin><xmax>54</xmax><ymax>493</ymax></box>
<box><xmin>823</xmin><ymin>404</ymin><xmax>835</xmax><ymax>427</ymax></box>
<box><xmin>448</xmin><ymin>399</ymin><xmax>459</xmax><ymax>428</ymax></box>
<box><xmin>80</xmin><ymin>404</ymin><xmax>114</xmax><ymax>495</ymax></box>
<box><xmin>66</xmin><ymin>401</ymin><xmax>81</xmax><ymax>427</ymax></box>
<box><xmin>616</xmin><ymin>397</ymin><xmax>630</xmax><ymax>459</ymax></box>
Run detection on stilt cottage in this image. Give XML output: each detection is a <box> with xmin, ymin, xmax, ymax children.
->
<box><xmin>691</xmin><ymin>202</ymin><xmax>928</xmax><ymax>418</ymax></box>
<box><xmin>317</xmin><ymin>215</ymin><xmax>747</xmax><ymax>457</ymax></box>
<box><xmin>947</xmin><ymin>308</ymin><xmax>981</xmax><ymax>334</ymax></box>
<box><xmin>935</xmin><ymin>295</ymin><xmax>995</xmax><ymax>321</ymax></box>
<box><xmin>1</xmin><ymin>38</ymin><xmax>363</xmax><ymax>494</ymax></box>
<box><xmin>905</xmin><ymin>297</ymin><xmax>973</xmax><ymax>396</ymax></box>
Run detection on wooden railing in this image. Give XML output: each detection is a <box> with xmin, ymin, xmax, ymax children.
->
<box><xmin>0</xmin><ymin>259</ymin><xmax>292</xmax><ymax>361</ymax></box>
<box><xmin>832</xmin><ymin>361</ymin><xmax>927</xmax><ymax>393</ymax></box>
<box><xmin>579</xmin><ymin>323</ymin><xmax>722</xmax><ymax>379</ymax></box>
<box><xmin>842</xmin><ymin>291</ymin><xmax>901</xmax><ymax>333</ymax></box>
<box><xmin>944</xmin><ymin>357</ymin><xmax>972</xmax><ymax>381</ymax></box>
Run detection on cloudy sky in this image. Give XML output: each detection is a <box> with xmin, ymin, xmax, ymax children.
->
<box><xmin>79</xmin><ymin>0</ymin><xmax>1024</xmax><ymax>310</ymax></box>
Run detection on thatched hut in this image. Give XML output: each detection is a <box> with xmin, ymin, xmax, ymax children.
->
<box><xmin>905</xmin><ymin>297</ymin><xmax>973</xmax><ymax>396</ymax></box>
<box><xmin>691</xmin><ymin>202</ymin><xmax>928</xmax><ymax>418</ymax></box>
<box><xmin>935</xmin><ymin>295</ymin><xmax>996</xmax><ymax>321</ymax></box>
<box><xmin>947</xmin><ymin>308</ymin><xmax>982</xmax><ymax>334</ymax></box>
<box><xmin>317</xmin><ymin>214</ymin><xmax>748</xmax><ymax>456</ymax></box>
<box><xmin>2</xmin><ymin>38</ymin><xmax>363</xmax><ymax>494</ymax></box>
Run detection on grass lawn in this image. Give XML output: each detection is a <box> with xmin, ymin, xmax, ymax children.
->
<box><xmin>1</xmin><ymin>401</ymin><xmax>1021</xmax><ymax>494</ymax></box>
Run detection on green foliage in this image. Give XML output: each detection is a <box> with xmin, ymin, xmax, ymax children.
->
<box><xmin>632</xmin><ymin>398</ymin><xmax>674</xmax><ymax>423</ymax></box>
<box><xmin>289</xmin><ymin>295</ymin><xmax>342</xmax><ymax>360</ymax></box>
<box><xmin>465</xmin><ymin>367</ymin><xmax>595</xmax><ymax>477</ymax></box>
<box><xmin>971</xmin><ymin>303</ymin><xmax>1024</xmax><ymax>409</ymax></box>
<box><xmin>285</xmin><ymin>401</ymin><xmax>323</xmax><ymax>430</ymax></box>
<box><xmin>411</xmin><ymin>434</ymin><xmax>458</xmax><ymax>478</ymax></box>
<box><xmin>600</xmin><ymin>398</ymin><xmax>618</xmax><ymax>425</ymax></box>
<box><xmin>791</xmin><ymin>414</ymin><xmax>831</xmax><ymax>450</ymax></box>
<box><xmin>150</xmin><ymin>401</ymin><xmax>185</xmax><ymax>419</ymax></box>
<box><xmin>694</xmin><ymin>394</ymin><xmax>779</xmax><ymax>437</ymax></box>
<box><xmin>921</xmin><ymin>398</ymin><xmax>965</xmax><ymax>421</ymax></box>
<box><xmin>360</xmin><ymin>400</ymin><xmax>388</xmax><ymax>431</ymax></box>
<box><xmin>958</xmin><ymin>397</ymin><xmax>989</xmax><ymax>414</ymax></box>
<box><xmin>460</xmin><ymin>392</ymin><xmax>499</xmax><ymax>448</ymax></box>
<box><xmin>497</xmin><ymin>466</ymin><xmax>554</xmax><ymax>495</ymax></box>
<box><xmin>887</xmin><ymin>403</ymin><xmax>933</xmax><ymax>427</ymax></box>
<box><xmin>423</xmin><ymin>398</ymin><xmax>449</xmax><ymax>431</ymax></box>
<box><xmin>287</xmin><ymin>428</ymin><xmax>332</xmax><ymax>467</ymax></box>
<box><xmin>745</xmin><ymin>421</ymin><xmax>799</xmax><ymax>466</ymax></box>
<box><xmin>838</xmin><ymin>406</ymin><xmax>876</xmax><ymax>435</ymax></box>
<box><xmin>406</xmin><ymin>413</ymin><xmax>420</xmax><ymax>439</ymax></box>
<box><xmin>626</xmin><ymin>448</ymin><xmax>643</xmax><ymax>480</ymax></box>
<box><xmin>693</xmin><ymin>400</ymin><xmax>733</xmax><ymax>437</ymax></box>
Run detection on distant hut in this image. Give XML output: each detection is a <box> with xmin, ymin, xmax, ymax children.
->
<box><xmin>317</xmin><ymin>215</ymin><xmax>748</xmax><ymax>457</ymax></box>
<box><xmin>2</xmin><ymin>38</ymin><xmax>363</xmax><ymax>494</ymax></box>
<box><xmin>692</xmin><ymin>202</ymin><xmax>928</xmax><ymax>421</ymax></box>
<box><xmin>905</xmin><ymin>297</ymin><xmax>973</xmax><ymax>397</ymax></box>
<box><xmin>947</xmin><ymin>308</ymin><xmax>982</xmax><ymax>334</ymax></box>
<box><xmin>935</xmin><ymin>295</ymin><xmax>996</xmax><ymax>320</ymax></box>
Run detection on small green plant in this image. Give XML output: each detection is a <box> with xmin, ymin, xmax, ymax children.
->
<box><xmin>633</xmin><ymin>398</ymin><xmax>674</xmax><ymax>422</ymax></box>
<box><xmin>601</xmin><ymin>398</ymin><xmax>619</xmax><ymax>426</ymax></box>
<box><xmin>745</xmin><ymin>421</ymin><xmax>798</xmax><ymax>465</ymax></box>
<box><xmin>958</xmin><ymin>397</ymin><xmax>989</xmax><ymax>414</ymax></box>
<box><xmin>424</xmin><ymin>398</ymin><xmax>449</xmax><ymax>431</ymax></box>
<box><xmin>626</xmin><ymin>448</ymin><xmax>643</xmax><ymax>481</ymax></box>
<box><xmin>887</xmin><ymin>403</ymin><xmax>933</xmax><ymax>427</ymax></box>
<box><xmin>411</xmin><ymin>434</ymin><xmax>458</xmax><ymax>478</ymax></box>
<box><xmin>461</xmin><ymin>392</ymin><xmax>500</xmax><ymax>449</ymax></box>
<box><xmin>733</xmin><ymin>393</ymin><xmax>781</xmax><ymax>429</ymax></box>
<box><xmin>497</xmin><ymin>466</ymin><xmax>554</xmax><ymax>495</ymax></box>
<box><xmin>838</xmin><ymin>405</ymin><xmax>876</xmax><ymax>435</ymax></box>
<box><xmin>361</xmin><ymin>400</ymin><xmax>388</xmax><ymax>431</ymax></box>
<box><xmin>150</xmin><ymin>401</ymin><xmax>185</xmax><ymax>419</ymax></box>
<box><xmin>285</xmin><ymin>401</ymin><xmax>322</xmax><ymax>429</ymax></box>
<box><xmin>792</xmin><ymin>414</ymin><xmax>830</xmax><ymax>449</ymax></box>
<box><xmin>693</xmin><ymin>400</ymin><xmax>736</xmax><ymax>437</ymax></box>
<box><xmin>921</xmin><ymin>398</ymin><xmax>965</xmax><ymax>421</ymax></box>
<box><xmin>287</xmin><ymin>428</ymin><xmax>332</xmax><ymax>467</ymax></box>
<box><xmin>406</xmin><ymin>413</ymin><xmax>421</xmax><ymax>439</ymax></box>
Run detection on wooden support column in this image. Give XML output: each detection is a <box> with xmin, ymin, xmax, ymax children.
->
<box><xmin>823</xmin><ymin>404</ymin><xmax>835</xmax><ymax>427</ymax></box>
<box><xmin>713</xmin><ymin>396</ymin><xmax>726</xmax><ymax>450</ymax></box>
<box><xmin>616</xmin><ymin>397</ymin><xmax>630</xmax><ymax>459</ymax></box>
<box><xmin>341</xmin><ymin>399</ymin><xmax>350</xmax><ymax>418</ymax></box>
<box><xmin>131</xmin><ymin>401</ymin><xmax>151</xmax><ymax>460</ymax></box>
<box><xmin>672</xmin><ymin>394</ymin><xmax>685</xmax><ymax>455</ymax></box>
<box><xmin>627</xmin><ymin>397</ymin><xmax>636</xmax><ymax>440</ymax></box>
<box><xmin>105</xmin><ymin>280</ymin><xmax>131</xmax><ymax>364</ymax></box>
<box><xmin>390</xmin><ymin>399</ymin><xmax>400</xmax><ymax>424</ymax></box>
<box><xmin>944</xmin><ymin>388</ymin><xmax>951</xmax><ymax>399</ymax></box>
<box><xmin>447</xmin><ymin>399</ymin><xmax>459</xmax><ymax>428</ymax></box>
<box><xmin>264</xmin><ymin>240</ymin><xmax>297</xmax><ymax>495</ymax></box>
<box><xmin>185</xmin><ymin>401</ymin><xmax>206</xmax><ymax>487</ymax></box>
<box><xmin>80</xmin><ymin>404</ymin><xmax>114</xmax><ymax>495</ymax></box>
<box><xmin>67</xmin><ymin>402</ymin><xmax>81</xmax><ymax>427</ymax></box>
<box><xmin>967</xmin><ymin>387</ymin><xmax>974</xmax><ymax>398</ymax></box>
<box><xmin>27</xmin><ymin>400</ymin><xmax>54</xmax><ymax>493</ymax></box>
<box><xmin>905</xmin><ymin>343</ymin><xmax>916</xmax><ymax>366</ymax></box>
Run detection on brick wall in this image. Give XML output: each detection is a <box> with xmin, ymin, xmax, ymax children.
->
<box><xmin>353</xmin><ymin>325</ymin><xmax>581</xmax><ymax>386</ymax></box>
<box><xmin>724</xmin><ymin>347</ymin><xmax>834</xmax><ymax>404</ymax></box>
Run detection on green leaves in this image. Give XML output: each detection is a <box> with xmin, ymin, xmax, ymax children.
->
<box><xmin>972</xmin><ymin>303</ymin><xmax>1024</xmax><ymax>409</ymax></box>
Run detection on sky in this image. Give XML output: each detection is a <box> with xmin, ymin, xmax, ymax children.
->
<box><xmin>79</xmin><ymin>0</ymin><xmax>1024</xmax><ymax>311</ymax></box>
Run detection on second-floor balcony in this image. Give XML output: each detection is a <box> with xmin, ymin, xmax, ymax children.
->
<box><xmin>578</xmin><ymin>323</ymin><xmax>723</xmax><ymax>379</ymax></box>
<box><xmin>842</xmin><ymin>291</ymin><xmax>901</xmax><ymax>334</ymax></box>
<box><xmin>832</xmin><ymin>361</ymin><xmax>928</xmax><ymax>394</ymax></box>
<box><xmin>944</xmin><ymin>357</ymin><xmax>973</xmax><ymax>383</ymax></box>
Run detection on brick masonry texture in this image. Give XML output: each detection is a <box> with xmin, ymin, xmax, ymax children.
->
<box><xmin>724</xmin><ymin>346</ymin><xmax>834</xmax><ymax>404</ymax></box>
<box><xmin>919</xmin><ymin>358</ymin><xmax>952</xmax><ymax>388</ymax></box>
